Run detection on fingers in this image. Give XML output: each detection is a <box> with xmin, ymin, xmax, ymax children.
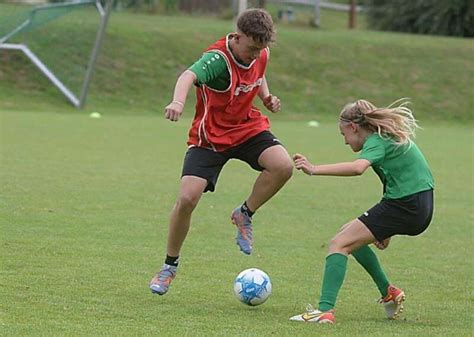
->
<box><xmin>293</xmin><ymin>153</ymin><xmax>305</xmax><ymax>161</ymax></box>
<box><xmin>374</xmin><ymin>241</ymin><xmax>386</xmax><ymax>250</ymax></box>
<box><xmin>164</xmin><ymin>102</ymin><xmax>183</xmax><ymax>122</ymax></box>
<box><xmin>293</xmin><ymin>153</ymin><xmax>307</xmax><ymax>168</ymax></box>
<box><xmin>374</xmin><ymin>237</ymin><xmax>391</xmax><ymax>250</ymax></box>
<box><xmin>264</xmin><ymin>95</ymin><xmax>281</xmax><ymax>113</ymax></box>
<box><xmin>294</xmin><ymin>163</ymin><xmax>310</xmax><ymax>174</ymax></box>
<box><xmin>292</xmin><ymin>153</ymin><xmax>314</xmax><ymax>176</ymax></box>
<box><xmin>270</xmin><ymin>96</ymin><xmax>281</xmax><ymax>112</ymax></box>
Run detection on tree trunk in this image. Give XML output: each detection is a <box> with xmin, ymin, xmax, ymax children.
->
<box><xmin>348</xmin><ymin>0</ymin><xmax>356</xmax><ymax>29</ymax></box>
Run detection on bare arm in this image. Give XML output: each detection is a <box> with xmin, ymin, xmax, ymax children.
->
<box><xmin>258</xmin><ymin>76</ymin><xmax>280</xmax><ymax>113</ymax></box>
<box><xmin>293</xmin><ymin>153</ymin><xmax>371</xmax><ymax>176</ymax></box>
<box><xmin>164</xmin><ymin>70</ymin><xmax>197</xmax><ymax>122</ymax></box>
<box><xmin>258</xmin><ymin>76</ymin><xmax>270</xmax><ymax>100</ymax></box>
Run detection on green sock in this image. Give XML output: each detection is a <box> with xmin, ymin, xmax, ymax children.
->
<box><xmin>352</xmin><ymin>245</ymin><xmax>390</xmax><ymax>297</ymax></box>
<box><xmin>318</xmin><ymin>253</ymin><xmax>348</xmax><ymax>312</ymax></box>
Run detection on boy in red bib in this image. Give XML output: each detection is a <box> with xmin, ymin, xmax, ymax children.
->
<box><xmin>150</xmin><ymin>9</ymin><xmax>293</xmax><ymax>296</ymax></box>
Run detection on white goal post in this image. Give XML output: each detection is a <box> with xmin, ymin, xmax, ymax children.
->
<box><xmin>0</xmin><ymin>0</ymin><xmax>113</xmax><ymax>108</ymax></box>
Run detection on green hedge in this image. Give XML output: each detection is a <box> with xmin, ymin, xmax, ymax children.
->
<box><xmin>365</xmin><ymin>0</ymin><xmax>474</xmax><ymax>37</ymax></box>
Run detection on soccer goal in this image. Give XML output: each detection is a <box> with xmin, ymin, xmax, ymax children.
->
<box><xmin>0</xmin><ymin>0</ymin><xmax>112</xmax><ymax>108</ymax></box>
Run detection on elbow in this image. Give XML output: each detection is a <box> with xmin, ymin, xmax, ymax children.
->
<box><xmin>353</xmin><ymin>167</ymin><xmax>365</xmax><ymax>176</ymax></box>
<box><xmin>352</xmin><ymin>160</ymin><xmax>369</xmax><ymax>176</ymax></box>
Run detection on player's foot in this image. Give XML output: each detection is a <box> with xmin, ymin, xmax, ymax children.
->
<box><xmin>379</xmin><ymin>285</ymin><xmax>405</xmax><ymax>319</ymax></box>
<box><xmin>149</xmin><ymin>264</ymin><xmax>177</xmax><ymax>295</ymax></box>
<box><xmin>231</xmin><ymin>207</ymin><xmax>253</xmax><ymax>255</ymax></box>
<box><xmin>289</xmin><ymin>304</ymin><xmax>335</xmax><ymax>324</ymax></box>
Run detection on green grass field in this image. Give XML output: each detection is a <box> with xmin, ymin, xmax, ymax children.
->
<box><xmin>1</xmin><ymin>110</ymin><xmax>473</xmax><ymax>336</ymax></box>
<box><xmin>1</xmin><ymin>4</ymin><xmax>473</xmax><ymax>336</ymax></box>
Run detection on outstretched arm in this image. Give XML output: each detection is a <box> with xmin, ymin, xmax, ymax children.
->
<box><xmin>293</xmin><ymin>153</ymin><xmax>371</xmax><ymax>176</ymax></box>
<box><xmin>258</xmin><ymin>76</ymin><xmax>280</xmax><ymax>113</ymax></box>
<box><xmin>164</xmin><ymin>70</ymin><xmax>197</xmax><ymax>122</ymax></box>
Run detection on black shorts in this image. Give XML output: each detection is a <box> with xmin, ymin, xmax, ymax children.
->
<box><xmin>181</xmin><ymin>131</ymin><xmax>283</xmax><ymax>192</ymax></box>
<box><xmin>358</xmin><ymin>189</ymin><xmax>434</xmax><ymax>241</ymax></box>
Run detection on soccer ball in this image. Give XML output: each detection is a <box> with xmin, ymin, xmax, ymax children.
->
<box><xmin>233</xmin><ymin>268</ymin><xmax>272</xmax><ymax>306</ymax></box>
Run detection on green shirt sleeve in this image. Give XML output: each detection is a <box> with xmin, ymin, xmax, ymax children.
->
<box><xmin>358</xmin><ymin>134</ymin><xmax>386</xmax><ymax>166</ymax></box>
<box><xmin>188</xmin><ymin>52</ymin><xmax>230</xmax><ymax>90</ymax></box>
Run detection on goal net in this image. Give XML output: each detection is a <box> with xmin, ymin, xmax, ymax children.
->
<box><xmin>0</xmin><ymin>0</ymin><xmax>112</xmax><ymax>108</ymax></box>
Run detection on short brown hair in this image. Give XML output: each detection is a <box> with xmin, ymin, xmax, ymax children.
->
<box><xmin>237</xmin><ymin>8</ymin><xmax>276</xmax><ymax>44</ymax></box>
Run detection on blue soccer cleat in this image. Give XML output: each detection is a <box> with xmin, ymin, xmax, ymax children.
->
<box><xmin>149</xmin><ymin>264</ymin><xmax>177</xmax><ymax>295</ymax></box>
<box><xmin>231</xmin><ymin>207</ymin><xmax>253</xmax><ymax>255</ymax></box>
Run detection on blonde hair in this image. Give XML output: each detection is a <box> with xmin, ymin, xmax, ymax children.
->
<box><xmin>339</xmin><ymin>98</ymin><xmax>419</xmax><ymax>145</ymax></box>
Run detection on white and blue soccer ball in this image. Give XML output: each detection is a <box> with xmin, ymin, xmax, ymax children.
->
<box><xmin>233</xmin><ymin>268</ymin><xmax>272</xmax><ymax>306</ymax></box>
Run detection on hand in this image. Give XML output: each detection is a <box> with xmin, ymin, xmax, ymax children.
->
<box><xmin>263</xmin><ymin>94</ymin><xmax>281</xmax><ymax>113</ymax></box>
<box><xmin>293</xmin><ymin>153</ymin><xmax>315</xmax><ymax>176</ymax></box>
<box><xmin>164</xmin><ymin>101</ymin><xmax>184</xmax><ymax>122</ymax></box>
<box><xmin>374</xmin><ymin>237</ymin><xmax>391</xmax><ymax>250</ymax></box>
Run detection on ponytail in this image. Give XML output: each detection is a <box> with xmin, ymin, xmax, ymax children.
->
<box><xmin>340</xmin><ymin>98</ymin><xmax>418</xmax><ymax>145</ymax></box>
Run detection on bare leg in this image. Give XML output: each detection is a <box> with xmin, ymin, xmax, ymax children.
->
<box><xmin>245</xmin><ymin>145</ymin><xmax>293</xmax><ymax>211</ymax></box>
<box><xmin>327</xmin><ymin>220</ymin><xmax>403</xmax><ymax>318</ymax></box>
<box><xmin>317</xmin><ymin>219</ymin><xmax>376</xmax><ymax>311</ymax></box>
<box><xmin>166</xmin><ymin>176</ymin><xmax>207</xmax><ymax>256</ymax></box>
<box><xmin>231</xmin><ymin>145</ymin><xmax>292</xmax><ymax>254</ymax></box>
<box><xmin>328</xmin><ymin>218</ymin><xmax>376</xmax><ymax>255</ymax></box>
<box><xmin>150</xmin><ymin>175</ymin><xmax>207</xmax><ymax>295</ymax></box>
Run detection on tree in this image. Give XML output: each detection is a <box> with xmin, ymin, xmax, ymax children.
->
<box><xmin>179</xmin><ymin>0</ymin><xmax>231</xmax><ymax>13</ymax></box>
<box><xmin>365</xmin><ymin>0</ymin><xmax>474</xmax><ymax>37</ymax></box>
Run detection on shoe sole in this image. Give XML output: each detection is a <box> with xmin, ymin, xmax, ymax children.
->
<box><xmin>150</xmin><ymin>285</ymin><xmax>167</xmax><ymax>295</ymax></box>
<box><xmin>289</xmin><ymin>317</ymin><xmax>335</xmax><ymax>324</ymax></box>
<box><xmin>236</xmin><ymin>241</ymin><xmax>251</xmax><ymax>255</ymax></box>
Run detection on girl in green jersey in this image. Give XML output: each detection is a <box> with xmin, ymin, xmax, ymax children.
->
<box><xmin>290</xmin><ymin>98</ymin><xmax>434</xmax><ymax>324</ymax></box>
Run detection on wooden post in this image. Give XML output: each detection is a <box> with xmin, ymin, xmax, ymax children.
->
<box><xmin>348</xmin><ymin>0</ymin><xmax>356</xmax><ymax>29</ymax></box>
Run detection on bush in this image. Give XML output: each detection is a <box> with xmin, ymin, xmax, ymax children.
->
<box><xmin>365</xmin><ymin>0</ymin><xmax>474</xmax><ymax>37</ymax></box>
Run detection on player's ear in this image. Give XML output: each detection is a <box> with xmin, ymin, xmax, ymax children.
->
<box><xmin>350</xmin><ymin>122</ymin><xmax>358</xmax><ymax>132</ymax></box>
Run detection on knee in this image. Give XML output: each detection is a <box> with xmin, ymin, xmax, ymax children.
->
<box><xmin>273</xmin><ymin>158</ymin><xmax>293</xmax><ymax>181</ymax></box>
<box><xmin>282</xmin><ymin>159</ymin><xmax>294</xmax><ymax>180</ymax></box>
<box><xmin>328</xmin><ymin>236</ymin><xmax>350</xmax><ymax>255</ymax></box>
<box><xmin>328</xmin><ymin>237</ymin><xmax>340</xmax><ymax>251</ymax></box>
<box><xmin>175</xmin><ymin>193</ymin><xmax>200</xmax><ymax>213</ymax></box>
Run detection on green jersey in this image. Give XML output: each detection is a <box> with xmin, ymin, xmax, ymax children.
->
<box><xmin>189</xmin><ymin>52</ymin><xmax>230</xmax><ymax>91</ymax></box>
<box><xmin>358</xmin><ymin>133</ymin><xmax>434</xmax><ymax>199</ymax></box>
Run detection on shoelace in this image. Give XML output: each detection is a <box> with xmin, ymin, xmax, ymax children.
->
<box><xmin>238</xmin><ymin>224</ymin><xmax>252</xmax><ymax>236</ymax></box>
<box><xmin>235</xmin><ymin>214</ymin><xmax>252</xmax><ymax>239</ymax></box>
<box><xmin>155</xmin><ymin>266</ymin><xmax>175</xmax><ymax>284</ymax></box>
<box><xmin>236</xmin><ymin>214</ymin><xmax>252</xmax><ymax>227</ymax></box>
